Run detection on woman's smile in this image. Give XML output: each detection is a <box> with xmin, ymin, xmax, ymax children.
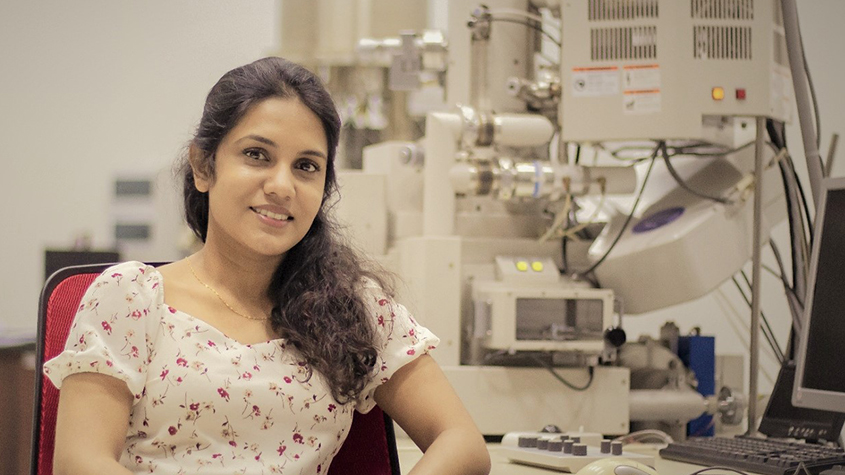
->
<box><xmin>251</xmin><ymin>206</ymin><xmax>293</xmax><ymax>227</ymax></box>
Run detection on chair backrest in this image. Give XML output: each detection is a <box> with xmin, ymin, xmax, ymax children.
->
<box><xmin>32</xmin><ymin>263</ymin><xmax>400</xmax><ymax>475</ymax></box>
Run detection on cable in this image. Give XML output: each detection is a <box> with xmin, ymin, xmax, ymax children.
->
<box><xmin>769</xmin><ymin>239</ymin><xmax>805</xmax><ymax>340</ymax></box>
<box><xmin>539</xmin><ymin>193</ymin><xmax>572</xmax><ymax>242</ymax></box>
<box><xmin>559</xmin><ymin>193</ymin><xmax>607</xmax><ymax>240</ymax></box>
<box><xmin>612</xmin><ymin>429</ymin><xmax>674</xmax><ymax>446</ymax></box>
<box><xmin>608</xmin><ymin>140</ymin><xmax>755</xmax><ymax>161</ymax></box>
<box><xmin>687</xmin><ymin>468</ymin><xmax>754</xmax><ymax>475</ymax></box>
<box><xmin>732</xmin><ymin>274</ymin><xmax>786</xmax><ymax>363</ymax></box>
<box><xmin>487</xmin><ymin>17</ymin><xmax>561</xmax><ymax>47</ymax></box>
<box><xmin>672</xmin><ymin>139</ymin><xmax>757</xmax><ymax>157</ymax></box>
<box><xmin>795</xmin><ymin>12</ymin><xmax>821</xmax><ymax>149</ymax></box>
<box><xmin>731</xmin><ymin>276</ymin><xmax>784</xmax><ymax>364</ymax></box>
<box><xmin>661</xmin><ymin>142</ymin><xmax>733</xmax><ymax>204</ymax></box>
<box><xmin>528</xmin><ymin>355</ymin><xmax>595</xmax><ymax>391</ymax></box>
<box><xmin>741</xmin><ymin>271</ymin><xmax>786</xmax><ymax>363</ymax></box>
<box><xmin>487</xmin><ymin>7</ymin><xmax>557</xmax><ymax>26</ymax></box>
<box><xmin>768</xmin><ymin>239</ymin><xmax>801</xmax><ymax>304</ymax></box>
<box><xmin>577</xmin><ymin>144</ymin><xmax>660</xmax><ymax>279</ymax></box>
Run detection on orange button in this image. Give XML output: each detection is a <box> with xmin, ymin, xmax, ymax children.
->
<box><xmin>712</xmin><ymin>87</ymin><xmax>725</xmax><ymax>101</ymax></box>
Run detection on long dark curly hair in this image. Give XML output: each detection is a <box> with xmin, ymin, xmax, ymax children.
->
<box><xmin>177</xmin><ymin>57</ymin><xmax>392</xmax><ymax>404</ymax></box>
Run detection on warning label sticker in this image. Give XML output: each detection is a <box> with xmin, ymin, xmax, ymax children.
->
<box><xmin>623</xmin><ymin>89</ymin><xmax>661</xmax><ymax>114</ymax></box>
<box><xmin>623</xmin><ymin>64</ymin><xmax>661</xmax><ymax>90</ymax></box>
<box><xmin>621</xmin><ymin>64</ymin><xmax>661</xmax><ymax>114</ymax></box>
<box><xmin>571</xmin><ymin>67</ymin><xmax>620</xmax><ymax>97</ymax></box>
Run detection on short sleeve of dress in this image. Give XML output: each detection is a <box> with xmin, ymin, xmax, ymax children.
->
<box><xmin>43</xmin><ymin>261</ymin><xmax>162</xmax><ymax>402</ymax></box>
<box><xmin>356</xmin><ymin>286</ymin><xmax>440</xmax><ymax>413</ymax></box>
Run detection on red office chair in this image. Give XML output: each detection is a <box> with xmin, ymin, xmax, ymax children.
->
<box><xmin>32</xmin><ymin>263</ymin><xmax>401</xmax><ymax>475</ymax></box>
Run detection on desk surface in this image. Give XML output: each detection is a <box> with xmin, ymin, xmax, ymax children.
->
<box><xmin>395</xmin><ymin>438</ymin><xmax>762</xmax><ymax>475</ymax></box>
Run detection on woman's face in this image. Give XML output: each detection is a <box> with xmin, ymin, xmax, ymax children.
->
<box><xmin>193</xmin><ymin>96</ymin><xmax>328</xmax><ymax>261</ymax></box>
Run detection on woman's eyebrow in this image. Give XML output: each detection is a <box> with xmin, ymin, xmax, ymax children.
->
<box><xmin>237</xmin><ymin>134</ymin><xmax>278</xmax><ymax>147</ymax></box>
<box><xmin>302</xmin><ymin>150</ymin><xmax>328</xmax><ymax>161</ymax></box>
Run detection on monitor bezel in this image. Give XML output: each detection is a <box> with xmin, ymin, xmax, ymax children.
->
<box><xmin>792</xmin><ymin>176</ymin><xmax>845</xmax><ymax>413</ymax></box>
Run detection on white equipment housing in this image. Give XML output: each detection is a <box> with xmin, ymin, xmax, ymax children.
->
<box><xmin>322</xmin><ymin>0</ymin><xmax>791</xmax><ymax>436</ymax></box>
<box><xmin>560</xmin><ymin>0</ymin><xmax>792</xmax><ymax>144</ymax></box>
<box><xmin>590</xmin><ymin>147</ymin><xmax>786</xmax><ymax>313</ymax></box>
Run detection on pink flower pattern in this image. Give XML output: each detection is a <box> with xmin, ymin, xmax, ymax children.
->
<box><xmin>44</xmin><ymin>261</ymin><xmax>439</xmax><ymax>474</ymax></box>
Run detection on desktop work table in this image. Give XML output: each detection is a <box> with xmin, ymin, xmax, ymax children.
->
<box><xmin>0</xmin><ymin>341</ymin><xmax>36</xmax><ymax>475</ymax></box>
<box><xmin>395</xmin><ymin>437</ymin><xmax>766</xmax><ymax>475</ymax></box>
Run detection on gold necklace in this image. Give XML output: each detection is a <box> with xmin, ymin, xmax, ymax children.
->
<box><xmin>187</xmin><ymin>257</ymin><xmax>270</xmax><ymax>322</ymax></box>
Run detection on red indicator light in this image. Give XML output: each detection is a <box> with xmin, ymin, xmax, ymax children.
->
<box><xmin>736</xmin><ymin>88</ymin><xmax>747</xmax><ymax>100</ymax></box>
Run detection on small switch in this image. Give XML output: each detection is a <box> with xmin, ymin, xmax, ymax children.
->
<box><xmin>611</xmin><ymin>441</ymin><xmax>623</xmax><ymax>455</ymax></box>
<box><xmin>518</xmin><ymin>435</ymin><xmax>537</xmax><ymax>447</ymax></box>
<box><xmin>736</xmin><ymin>88</ymin><xmax>747</xmax><ymax>100</ymax></box>
<box><xmin>712</xmin><ymin>86</ymin><xmax>725</xmax><ymax>101</ymax></box>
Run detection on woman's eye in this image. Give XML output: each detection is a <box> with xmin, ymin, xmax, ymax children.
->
<box><xmin>244</xmin><ymin>149</ymin><xmax>268</xmax><ymax>161</ymax></box>
<box><xmin>297</xmin><ymin>160</ymin><xmax>321</xmax><ymax>173</ymax></box>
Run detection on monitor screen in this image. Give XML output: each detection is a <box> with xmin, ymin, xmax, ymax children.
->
<box><xmin>793</xmin><ymin>176</ymin><xmax>845</xmax><ymax>414</ymax></box>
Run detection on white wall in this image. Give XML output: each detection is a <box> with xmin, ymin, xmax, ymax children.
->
<box><xmin>0</xmin><ymin>0</ymin><xmax>280</xmax><ymax>337</ymax></box>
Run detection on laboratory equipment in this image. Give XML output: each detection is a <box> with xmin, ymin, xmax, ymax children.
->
<box><xmin>501</xmin><ymin>432</ymin><xmax>655</xmax><ymax>473</ymax></box>
<box><xmin>288</xmin><ymin>0</ymin><xmax>796</xmax><ymax>436</ymax></box>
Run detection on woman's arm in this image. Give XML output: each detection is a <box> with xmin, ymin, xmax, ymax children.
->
<box><xmin>53</xmin><ymin>372</ymin><xmax>134</xmax><ymax>475</ymax></box>
<box><xmin>374</xmin><ymin>354</ymin><xmax>491</xmax><ymax>475</ymax></box>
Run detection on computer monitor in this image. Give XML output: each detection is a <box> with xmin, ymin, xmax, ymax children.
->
<box><xmin>44</xmin><ymin>249</ymin><xmax>121</xmax><ymax>282</ymax></box>
<box><xmin>793</xmin><ymin>176</ymin><xmax>845</xmax><ymax>414</ymax></box>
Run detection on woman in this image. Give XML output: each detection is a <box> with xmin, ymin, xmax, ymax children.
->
<box><xmin>45</xmin><ymin>57</ymin><xmax>490</xmax><ymax>475</ymax></box>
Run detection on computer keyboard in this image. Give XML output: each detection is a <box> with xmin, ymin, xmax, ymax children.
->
<box><xmin>660</xmin><ymin>436</ymin><xmax>845</xmax><ymax>475</ymax></box>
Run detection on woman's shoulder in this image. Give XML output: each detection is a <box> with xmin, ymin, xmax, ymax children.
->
<box><xmin>86</xmin><ymin>261</ymin><xmax>164</xmax><ymax>302</ymax></box>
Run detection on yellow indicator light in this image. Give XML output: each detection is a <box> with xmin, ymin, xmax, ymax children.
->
<box><xmin>712</xmin><ymin>87</ymin><xmax>725</xmax><ymax>101</ymax></box>
<box><xmin>516</xmin><ymin>261</ymin><xmax>529</xmax><ymax>272</ymax></box>
<box><xmin>531</xmin><ymin>261</ymin><xmax>544</xmax><ymax>272</ymax></box>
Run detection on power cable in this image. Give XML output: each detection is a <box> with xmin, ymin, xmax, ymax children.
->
<box><xmin>487</xmin><ymin>17</ymin><xmax>561</xmax><ymax>47</ymax></box>
<box><xmin>528</xmin><ymin>355</ymin><xmax>594</xmax><ymax>391</ymax></box>
<box><xmin>739</xmin><ymin>271</ymin><xmax>786</xmax><ymax>363</ymax></box>
<box><xmin>577</xmin><ymin>143</ymin><xmax>660</xmax><ymax>279</ymax></box>
<box><xmin>660</xmin><ymin>142</ymin><xmax>733</xmax><ymax>204</ymax></box>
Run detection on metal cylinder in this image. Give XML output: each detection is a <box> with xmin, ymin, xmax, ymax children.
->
<box><xmin>628</xmin><ymin>389</ymin><xmax>707</xmax><ymax>422</ymax></box>
<box><xmin>493</xmin><ymin>113</ymin><xmax>555</xmax><ymax>147</ymax></box>
<box><xmin>449</xmin><ymin>158</ymin><xmax>637</xmax><ymax>200</ymax></box>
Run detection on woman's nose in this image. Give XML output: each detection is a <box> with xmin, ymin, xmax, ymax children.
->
<box><xmin>264</xmin><ymin>166</ymin><xmax>295</xmax><ymax>199</ymax></box>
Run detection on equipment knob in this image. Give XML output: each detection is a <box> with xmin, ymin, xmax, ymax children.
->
<box><xmin>518</xmin><ymin>436</ymin><xmax>538</xmax><ymax>448</ymax></box>
<box><xmin>573</xmin><ymin>444</ymin><xmax>588</xmax><ymax>456</ymax></box>
<box><xmin>611</xmin><ymin>441</ymin><xmax>623</xmax><ymax>455</ymax></box>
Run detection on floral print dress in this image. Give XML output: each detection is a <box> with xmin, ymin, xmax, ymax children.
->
<box><xmin>44</xmin><ymin>261</ymin><xmax>439</xmax><ymax>475</ymax></box>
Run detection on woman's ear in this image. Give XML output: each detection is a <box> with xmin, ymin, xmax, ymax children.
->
<box><xmin>189</xmin><ymin>143</ymin><xmax>211</xmax><ymax>193</ymax></box>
